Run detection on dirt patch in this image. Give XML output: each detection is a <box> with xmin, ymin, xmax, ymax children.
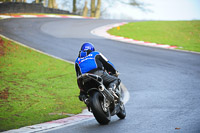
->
<box><xmin>0</xmin><ymin>87</ymin><xmax>9</xmax><ymax>100</ymax></box>
<box><xmin>0</xmin><ymin>37</ymin><xmax>15</xmax><ymax>57</ymax></box>
<box><xmin>0</xmin><ymin>38</ymin><xmax>5</xmax><ymax>56</ymax></box>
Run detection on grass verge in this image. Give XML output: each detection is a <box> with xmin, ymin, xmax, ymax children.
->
<box><xmin>108</xmin><ymin>21</ymin><xmax>200</xmax><ymax>52</ymax></box>
<box><xmin>0</xmin><ymin>36</ymin><xmax>85</xmax><ymax>131</ymax></box>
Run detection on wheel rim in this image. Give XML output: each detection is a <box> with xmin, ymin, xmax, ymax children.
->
<box><xmin>100</xmin><ymin>98</ymin><xmax>111</xmax><ymax>118</ymax></box>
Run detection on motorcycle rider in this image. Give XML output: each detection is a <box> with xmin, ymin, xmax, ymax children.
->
<box><xmin>75</xmin><ymin>42</ymin><xmax>120</xmax><ymax>102</ymax></box>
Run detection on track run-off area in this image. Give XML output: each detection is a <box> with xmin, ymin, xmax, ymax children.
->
<box><xmin>0</xmin><ymin>17</ymin><xmax>200</xmax><ymax>133</ymax></box>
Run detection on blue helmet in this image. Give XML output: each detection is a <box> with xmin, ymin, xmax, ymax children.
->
<box><xmin>81</xmin><ymin>42</ymin><xmax>95</xmax><ymax>52</ymax></box>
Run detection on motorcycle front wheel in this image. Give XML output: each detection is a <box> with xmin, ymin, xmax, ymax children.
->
<box><xmin>117</xmin><ymin>102</ymin><xmax>126</xmax><ymax>119</ymax></box>
<box><xmin>90</xmin><ymin>91</ymin><xmax>111</xmax><ymax>125</ymax></box>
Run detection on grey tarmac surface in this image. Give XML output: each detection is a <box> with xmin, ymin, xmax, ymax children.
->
<box><xmin>0</xmin><ymin>18</ymin><xmax>200</xmax><ymax>133</ymax></box>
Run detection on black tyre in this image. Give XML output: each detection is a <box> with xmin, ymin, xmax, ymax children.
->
<box><xmin>117</xmin><ymin>102</ymin><xmax>126</xmax><ymax>119</ymax></box>
<box><xmin>90</xmin><ymin>91</ymin><xmax>111</xmax><ymax>125</ymax></box>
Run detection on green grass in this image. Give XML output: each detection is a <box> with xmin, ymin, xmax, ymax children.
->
<box><xmin>108</xmin><ymin>21</ymin><xmax>200</xmax><ymax>52</ymax></box>
<box><xmin>0</xmin><ymin>36</ymin><xmax>85</xmax><ymax>131</ymax></box>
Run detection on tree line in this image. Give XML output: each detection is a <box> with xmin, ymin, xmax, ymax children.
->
<box><xmin>0</xmin><ymin>0</ymin><xmax>146</xmax><ymax>19</ymax></box>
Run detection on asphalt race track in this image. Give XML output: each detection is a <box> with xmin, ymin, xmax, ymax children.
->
<box><xmin>1</xmin><ymin>18</ymin><xmax>200</xmax><ymax>133</ymax></box>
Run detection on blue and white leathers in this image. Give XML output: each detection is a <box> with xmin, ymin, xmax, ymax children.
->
<box><xmin>75</xmin><ymin>50</ymin><xmax>117</xmax><ymax>77</ymax></box>
<box><xmin>75</xmin><ymin>51</ymin><xmax>100</xmax><ymax>74</ymax></box>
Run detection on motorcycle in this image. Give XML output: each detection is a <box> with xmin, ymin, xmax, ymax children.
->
<box><xmin>77</xmin><ymin>73</ymin><xmax>126</xmax><ymax>125</ymax></box>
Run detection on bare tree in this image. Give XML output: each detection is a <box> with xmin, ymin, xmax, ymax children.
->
<box><xmin>61</xmin><ymin>0</ymin><xmax>149</xmax><ymax>18</ymax></box>
<box><xmin>82</xmin><ymin>0</ymin><xmax>88</xmax><ymax>16</ymax></box>
<box><xmin>43</xmin><ymin>0</ymin><xmax>46</xmax><ymax>6</ymax></box>
<box><xmin>90</xmin><ymin>0</ymin><xmax>101</xmax><ymax>18</ymax></box>
<box><xmin>95</xmin><ymin>0</ymin><xmax>101</xmax><ymax>18</ymax></box>
<box><xmin>48</xmin><ymin>0</ymin><xmax>57</xmax><ymax>8</ymax></box>
<box><xmin>121</xmin><ymin>0</ymin><xmax>150</xmax><ymax>12</ymax></box>
<box><xmin>90</xmin><ymin>0</ymin><xmax>95</xmax><ymax>17</ymax></box>
<box><xmin>53</xmin><ymin>0</ymin><xmax>58</xmax><ymax>8</ymax></box>
<box><xmin>73</xmin><ymin>0</ymin><xmax>77</xmax><ymax>13</ymax></box>
<box><xmin>48</xmin><ymin>0</ymin><xmax>52</xmax><ymax>8</ymax></box>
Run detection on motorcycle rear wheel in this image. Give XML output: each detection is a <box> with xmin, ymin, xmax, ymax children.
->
<box><xmin>90</xmin><ymin>91</ymin><xmax>111</xmax><ymax>125</ymax></box>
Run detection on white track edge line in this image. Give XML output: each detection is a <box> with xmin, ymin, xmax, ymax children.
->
<box><xmin>91</xmin><ymin>22</ymin><xmax>200</xmax><ymax>55</ymax></box>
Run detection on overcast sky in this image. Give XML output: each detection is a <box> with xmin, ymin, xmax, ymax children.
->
<box><xmin>103</xmin><ymin>0</ymin><xmax>200</xmax><ymax>20</ymax></box>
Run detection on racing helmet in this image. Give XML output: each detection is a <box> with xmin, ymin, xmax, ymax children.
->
<box><xmin>81</xmin><ymin>42</ymin><xmax>95</xmax><ymax>52</ymax></box>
